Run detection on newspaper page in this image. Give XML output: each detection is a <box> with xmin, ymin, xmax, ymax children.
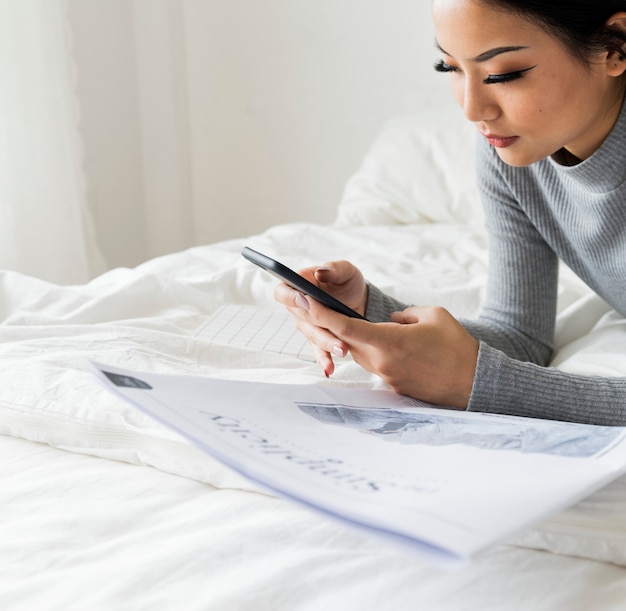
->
<box><xmin>93</xmin><ymin>362</ymin><xmax>626</xmax><ymax>567</ymax></box>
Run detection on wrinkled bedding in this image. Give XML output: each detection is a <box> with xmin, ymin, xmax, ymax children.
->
<box><xmin>2</xmin><ymin>108</ymin><xmax>626</xmax><ymax>608</ymax></box>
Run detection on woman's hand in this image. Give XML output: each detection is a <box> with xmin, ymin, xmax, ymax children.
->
<box><xmin>274</xmin><ymin>260</ymin><xmax>367</xmax><ymax>377</ymax></box>
<box><xmin>376</xmin><ymin>307</ymin><xmax>479</xmax><ymax>408</ymax></box>
<box><xmin>276</xmin><ymin>271</ymin><xmax>479</xmax><ymax>407</ymax></box>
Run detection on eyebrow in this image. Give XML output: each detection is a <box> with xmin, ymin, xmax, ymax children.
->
<box><xmin>435</xmin><ymin>42</ymin><xmax>529</xmax><ymax>63</ymax></box>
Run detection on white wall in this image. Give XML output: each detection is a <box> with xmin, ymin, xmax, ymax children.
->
<box><xmin>68</xmin><ymin>0</ymin><xmax>451</xmax><ymax>269</ymax></box>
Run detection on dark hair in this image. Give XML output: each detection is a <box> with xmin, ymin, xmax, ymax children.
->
<box><xmin>485</xmin><ymin>0</ymin><xmax>626</xmax><ymax>63</ymax></box>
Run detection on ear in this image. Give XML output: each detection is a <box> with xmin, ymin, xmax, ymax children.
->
<box><xmin>605</xmin><ymin>12</ymin><xmax>626</xmax><ymax>77</ymax></box>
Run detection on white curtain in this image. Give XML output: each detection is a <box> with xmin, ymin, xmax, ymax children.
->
<box><xmin>0</xmin><ymin>0</ymin><xmax>105</xmax><ymax>285</ymax></box>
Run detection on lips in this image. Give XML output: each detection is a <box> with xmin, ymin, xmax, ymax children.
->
<box><xmin>482</xmin><ymin>133</ymin><xmax>519</xmax><ymax>148</ymax></box>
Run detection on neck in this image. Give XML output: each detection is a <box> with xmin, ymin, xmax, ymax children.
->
<box><xmin>565</xmin><ymin>83</ymin><xmax>626</xmax><ymax>161</ymax></box>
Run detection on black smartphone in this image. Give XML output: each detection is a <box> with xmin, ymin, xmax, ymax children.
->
<box><xmin>241</xmin><ymin>246</ymin><xmax>367</xmax><ymax>320</ymax></box>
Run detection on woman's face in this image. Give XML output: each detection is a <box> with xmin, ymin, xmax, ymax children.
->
<box><xmin>432</xmin><ymin>0</ymin><xmax>625</xmax><ymax>166</ymax></box>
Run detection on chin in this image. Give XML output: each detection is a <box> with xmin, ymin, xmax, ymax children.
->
<box><xmin>495</xmin><ymin>149</ymin><xmax>545</xmax><ymax>168</ymax></box>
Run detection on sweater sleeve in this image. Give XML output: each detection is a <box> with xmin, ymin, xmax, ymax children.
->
<box><xmin>468</xmin><ymin>342</ymin><xmax>626</xmax><ymax>425</ymax></box>
<box><xmin>463</xmin><ymin>138</ymin><xmax>558</xmax><ymax>365</ymax></box>
<box><xmin>364</xmin><ymin>283</ymin><xmax>408</xmax><ymax>322</ymax></box>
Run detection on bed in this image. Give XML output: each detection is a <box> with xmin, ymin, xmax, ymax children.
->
<box><xmin>2</xmin><ymin>107</ymin><xmax>626</xmax><ymax>610</ymax></box>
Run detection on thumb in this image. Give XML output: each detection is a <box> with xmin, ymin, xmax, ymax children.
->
<box><xmin>390</xmin><ymin>307</ymin><xmax>421</xmax><ymax>324</ymax></box>
<box><xmin>314</xmin><ymin>260</ymin><xmax>359</xmax><ymax>286</ymax></box>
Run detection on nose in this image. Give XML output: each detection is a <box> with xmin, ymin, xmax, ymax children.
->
<box><xmin>458</xmin><ymin>78</ymin><xmax>500</xmax><ymax>123</ymax></box>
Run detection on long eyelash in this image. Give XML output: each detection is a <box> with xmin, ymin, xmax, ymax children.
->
<box><xmin>433</xmin><ymin>59</ymin><xmax>457</xmax><ymax>73</ymax></box>
<box><xmin>483</xmin><ymin>65</ymin><xmax>537</xmax><ymax>84</ymax></box>
<box><xmin>433</xmin><ymin>60</ymin><xmax>537</xmax><ymax>84</ymax></box>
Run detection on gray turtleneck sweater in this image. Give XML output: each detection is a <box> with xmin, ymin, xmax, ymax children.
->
<box><xmin>366</xmin><ymin>102</ymin><xmax>626</xmax><ymax>426</ymax></box>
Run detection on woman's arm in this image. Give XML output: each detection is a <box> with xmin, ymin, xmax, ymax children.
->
<box><xmin>468</xmin><ymin>343</ymin><xmax>626</xmax><ymax>425</ymax></box>
<box><xmin>454</xmin><ymin>139</ymin><xmax>626</xmax><ymax>425</ymax></box>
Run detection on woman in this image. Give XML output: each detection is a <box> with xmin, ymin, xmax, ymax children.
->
<box><xmin>275</xmin><ymin>0</ymin><xmax>626</xmax><ymax>426</ymax></box>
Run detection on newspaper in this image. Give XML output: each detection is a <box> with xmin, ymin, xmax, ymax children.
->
<box><xmin>93</xmin><ymin>362</ymin><xmax>626</xmax><ymax>567</ymax></box>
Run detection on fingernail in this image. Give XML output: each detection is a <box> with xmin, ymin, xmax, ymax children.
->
<box><xmin>332</xmin><ymin>344</ymin><xmax>345</xmax><ymax>357</ymax></box>
<box><xmin>316</xmin><ymin>266</ymin><xmax>332</xmax><ymax>272</ymax></box>
<box><xmin>295</xmin><ymin>292</ymin><xmax>309</xmax><ymax>311</ymax></box>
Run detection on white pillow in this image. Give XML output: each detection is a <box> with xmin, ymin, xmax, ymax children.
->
<box><xmin>335</xmin><ymin>107</ymin><xmax>483</xmax><ymax>226</ymax></box>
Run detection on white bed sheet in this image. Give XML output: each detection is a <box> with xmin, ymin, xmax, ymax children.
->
<box><xmin>2</xmin><ymin>434</ymin><xmax>626</xmax><ymax>611</ymax></box>
<box><xmin>1</xmin><ymin>221</ymin><xmax>626</xmax><ymax>611</ymax></box>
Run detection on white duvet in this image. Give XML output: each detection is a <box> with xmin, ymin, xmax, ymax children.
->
<box><xmin>1</xmin><ymin>109</ymin><xmax>626</xmax><ymax>609</ymax></box>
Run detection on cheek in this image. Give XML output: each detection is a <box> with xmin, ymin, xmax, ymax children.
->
<box><xmin>503</xmin><ymin>90</ymin><xmax>551</xmax><ymax>127</ymax></box>
<box><xmin>521</xmin><ymin>72</ymin><xmax>577</xmax><ymax>123</ymax></box>
<box><xmin>524</xmin><ymin>95</ymin><xmax>566</xmax><ymax>128</ymax></box>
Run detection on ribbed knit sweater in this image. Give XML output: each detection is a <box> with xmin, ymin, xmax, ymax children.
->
<box><xmin>366</xmin><ymin>101</ymin><xmax>626</xmax><ymax>426</ymax></box>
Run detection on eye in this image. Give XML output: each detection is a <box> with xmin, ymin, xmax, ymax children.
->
<box><xmin>433</xmin><ymin>59</ymin><xmax>458</xmax><ymax>74</ymax></box>
<box><xmin>483</xmin><ymin>65</ymin><xmax>536</xmax><ymax>84</ymax></box>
